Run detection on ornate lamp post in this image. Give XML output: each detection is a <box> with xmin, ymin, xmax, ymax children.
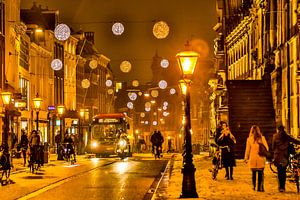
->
<box><xmin>78</xmin><ymin>109</ymin><xmax>85</xmax><ymax>155</ymax></box>
<box><xmin>57</xmin><ymin>105</ymin><xmax>65</xmax><ymax>160</ymax></box>
<box><xmin>1</xmin><ymin>91</ymin><xmax>12</xmax><ymax>147</ymax></box>
<box><xmin>176</xmin><ymin>49</ymin><xmax>199</xmax><ymax>198</ymax></box>
<box><xmin>33</xmin><ymin>94</ymin><xmax>42</xmax><ymax>131</ymax></box>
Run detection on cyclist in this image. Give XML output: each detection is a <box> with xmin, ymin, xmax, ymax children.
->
<box><xmin>63</xmin><ymin>133</ymin><xmax>76</xmax><ymax>162</ymax></box>
<box><xmin>150</xmin><ymin>130</ymin><xmax>164</xmax><ymax>158</ymax></box>
<box><xmin>29</xmin><ymin>130</ymin><xmax>41</xmax><ymax>166</ymax></box>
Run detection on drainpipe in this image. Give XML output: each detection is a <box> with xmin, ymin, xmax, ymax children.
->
<box><xmin>287</xmin><ymin>1</ymin><xmax>291</xmax><ymax>132</ymax></box>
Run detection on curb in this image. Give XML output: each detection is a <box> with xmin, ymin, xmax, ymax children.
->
<box><xmin>151</xmin><ymin>154</ymin><xmax>175</xmax><ymax>200</ymax></box>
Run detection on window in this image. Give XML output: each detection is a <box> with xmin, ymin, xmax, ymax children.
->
<box><xmin>19</xmin><ymin>77</ymin><xmax>29</xmax><ymax>110</ymax></box>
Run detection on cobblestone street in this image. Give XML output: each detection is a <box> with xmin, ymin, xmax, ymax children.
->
<box><xmin>165</xmin><ymin>153</ymin><xmax>300</xmax><ymax>200</ymax></box>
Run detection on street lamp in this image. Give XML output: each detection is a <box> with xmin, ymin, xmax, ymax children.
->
<box><xmin>1</xmin><ymin>91</ymin><xmax>12</xmax><ymax>147</ymax></box>
<box><xmin>176</xmin><ymin>49</ymin><xmax>199</xmax><ymax>198</ymax></box>
<box><xmin>33</xmin><ymin>94</ymin><xmax>42</xmax><ymax>131</ymax></box>
<box><xmin>78</xmin><ymin>109</ymin><xmax>85</xmax><ymax>155</ymax></box>
<box><xmin>57</xmin><ymin>105</ymin><xmax>65</xmax><ymax>160</ymax></box>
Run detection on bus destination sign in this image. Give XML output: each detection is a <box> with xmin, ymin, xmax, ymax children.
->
<box><xmin>98</xmin><ymin>118</ymin><xmax>120</xmax><ymax>123</ymax></box>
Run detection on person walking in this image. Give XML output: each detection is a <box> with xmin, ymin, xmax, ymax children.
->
<box><xmin>20</xmin><ymin>130</ymin><xmax>29</xmax><ymax>167</ymax></box>
<box><xmin>244</xmin><ymin>125</ymin><xmax>269</xmax><ymax>191</ymax></box>
<box><xmin>217</xmin><ymin>122</ymin><xmax>236</xmax><ymax>180</ymax></box>
<box><xmin>272</xmin><ymin>125</ymin><xmax>300</xmax><ymax>192</ymax></box>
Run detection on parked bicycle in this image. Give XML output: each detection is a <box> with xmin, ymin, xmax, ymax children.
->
<box><xmin>270</xmin><ymin>143</ymin><xmax>300</xmax><ymax>193</ymax></box>
<box><xmin>209</xmin><ymin>143</ymin><xmax>230</xmax><ymax>180</ymax></box>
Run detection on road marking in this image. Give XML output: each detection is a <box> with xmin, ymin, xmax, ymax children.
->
<box><xmin>17</xmin><ymin>161</ymin><xmax>116</xmax><ymax>200</ymax></box>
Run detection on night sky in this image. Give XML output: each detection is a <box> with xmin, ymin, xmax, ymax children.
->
<box><xmin>21</xmin><ymin>0</ymin><xmax>217</xmax><ymax>84</ymax></box>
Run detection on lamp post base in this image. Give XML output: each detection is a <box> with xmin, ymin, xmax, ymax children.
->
<box><xmin>180</xmin><ymin>163</ymin><xmax>198</xmax><ymax>198</ymax></box>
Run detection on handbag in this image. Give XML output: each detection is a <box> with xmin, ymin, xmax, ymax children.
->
<box><xmin>258</xmin><ymin>143</ymin><xmax>271</xmax><ymax>158</ymax></box>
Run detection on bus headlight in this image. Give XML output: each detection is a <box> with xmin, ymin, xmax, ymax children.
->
<box><xmin>118</xmin><ymin>139</ymin><xmax>127</xmax><ymax>148</ymax></box>
<box><xmin>91</xmin><ymin>141</ymin><xmax>99</xmax><ymax>148</ymax></box>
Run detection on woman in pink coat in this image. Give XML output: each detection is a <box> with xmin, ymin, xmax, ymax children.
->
<box><xmin>244</xmin><ymin>125</ymin><xmax>269</xmax><ymax>192</ymax></box>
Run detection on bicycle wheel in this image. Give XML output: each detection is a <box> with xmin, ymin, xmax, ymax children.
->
<box><xmin>270</xmin><ymin>161</ymin><xmax>277</xmax><ymax>173</ymax></box>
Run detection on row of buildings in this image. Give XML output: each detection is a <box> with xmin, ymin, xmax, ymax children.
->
<box><xmin>210</xmin><ymin>0</ymin><xmax>300</xmax><ymax>156</ymax></box>
<box><xmin>0</xmin><ymin>1</ymin><xmax>114</xmax><ymax>151</ymax></box>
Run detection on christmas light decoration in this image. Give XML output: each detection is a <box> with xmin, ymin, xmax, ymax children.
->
<box><xmin>163</xmin><ymin>101</ymin><xmax>168</xmax><ymax>107</ymax></box>
<box><xmin>160</xmin><ymin>59</ymin><xmax>169</xmax><ymax>68</ymax></box>
<box><xmin>140</xmin><ymin>112</ymin><xmax>145</xmax><ymax>118</ymax></box>
<box><xmin>153</xmin><ymin>121</ymin><xmax>158</xmax><ymax>126</ymax></box>
<box><xmin>120</xmin><ymin>61</ymin><xmax>132</xmax><ymax>73</ymax></box>
<box><xmin>112</xmin><ymin>22</ymin><xmax>124</xmax><ymax>35</ymax></box>
<box><xmin>54</xmin><ymin>23</ymin><xmax>71</xmax><ymax>41</ymax></box>
<box><xmin>170</xmin><ymin>88</ymin><xmax>176</xmax><ymax>95</ymax></box>
<box><xmin>127</xmin><ymin>102</ymin><xmax>133</xmax><ymax>109</ymax></box>
<box><xmin>81</xmin><ymin>79</ymin><xmax>90</xmax><ymax>89</ymax></box>
<box><xmin>132</xmin><ymin>80</ymin><xmax>139</xmax><ymax>87</ymax></box>
<box><xmin>51</xmin><ymin>59</ymin><xmax>63</xmax><ymax>71</ymax></box>
<box><xmin>153</xmin><ymin>21</ymin><xmax>169</xmax><ymax>39</ymax></box>
<box><xmin>106</xmin><ymin>80</ymin><xmax>113</xmax><ymax>87</ymax></box>
<box><xmin>150</xmin><ymin>90</ymin><xmax>159</xmax><ymax>98</ymax></box>
<box><xmin>89</xmin><ymin>60</ymin><xmax>98</xmax><ymax>69</ymax></box>
<box><xmin>107</xmin><ymin>89</ymin><xmax>114</xmax><ymax>94</ymax></box>
<box><xmin>158</xmin><ymin>80</ymin><xmax>168</xmax><ymax>89</ymax></box>
<box><xmin>129</xmin><ymin>92</ymin><xmax>137</xmax><ymax>101</ymax></box>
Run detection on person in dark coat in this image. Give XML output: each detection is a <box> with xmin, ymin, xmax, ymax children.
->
<box><xmin>217</xmin><ymin>122</ymin><xmax>236</xmax><ymax>180</ymax></box>
<box><xmin>20</xmin><ymin>130</ymin><xmax>29</xmax><ymax>167</ymax></box>
<box><xmin>272</xmin><ymin>125</ymin><xmax>300</xmax><ymax>192</ymax></box>
<box><xmin>0</xmin><ymin>144</ymin><xmax>12</xmax><ymax>182</ymax></box>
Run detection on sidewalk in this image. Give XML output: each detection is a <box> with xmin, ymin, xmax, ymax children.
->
<box><xmin>155</xmin><ymin>153</ymin><xmax>300</xmax><ymax>200</ymax></box>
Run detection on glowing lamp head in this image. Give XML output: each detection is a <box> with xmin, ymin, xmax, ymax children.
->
<box><xmin>57</xmin><ymin>105</ymin><xmax>65</xmax><ymax>115</ymax></box>
<box><xmin>80</xmin><ymin>109</ymin><xmax>85</xmax><ymax>118</ymax></box>
<box><xmin>1</xmin><ymin>91</ymin><xmax>12</xmax><ymax>105</ymax></box>
<box><xmin>91</xmin><ymin>141</ymin><xmax>98</xmax><ymax>148</ymax></box>
<box><xmin>33</xmin><ymin>95</ymin><xmax>42</xmax><ymax>110</ymax></box>
<box><xmin>176</xmin><ymin>51</ymin><xmax>199</xmax><ymax>78</ymax></box>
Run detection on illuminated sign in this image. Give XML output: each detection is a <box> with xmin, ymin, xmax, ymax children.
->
<box><xmin>98</xmin><ymin>118</ymin><xmax>120</xmax><ymax>123</ymax></box>
<box><xmin>48</xmin><ymin>105</ymin><xmax>56</xmax><ymax>111</ymax></box>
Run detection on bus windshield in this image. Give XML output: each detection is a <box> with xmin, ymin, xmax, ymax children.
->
<box><xmin>91</xmin><ymin>123</ymin><xmax>125</xmax><ymax>142</ymax></box>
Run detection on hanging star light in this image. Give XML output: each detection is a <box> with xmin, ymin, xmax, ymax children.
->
<box><xmin>145</xmin><ymin>102</ymin><xmax>151</xmax><ymax>108</ymax></box>
<box><xmin>51</xmin><ymin>59</ymin><xmax>63</xmax><ymax>71</ymax></box>
<box><xmin>106</xmin><ymin>80</ymin><xmax>113</xmax><ymax>87</ymax></box>
<box><xmin>163</xmin><ymin>105</ymin><xmax>168</xmax><ymax>110</ymax></box>
<box><xmin>170</xmin><ymin>88</ymin><xmax>176</xmax><ymax>95</ymax></box>
<box><xmin>107</xmin><ymin>89</ymin><xmax>114</xmax><ymax>95</ymax></box>
<box><xmin>153</xmin><ymin>21</ymin><xmax>169</xmax><ymax>39</ymax></box>
<box><xmin>140</xmin><ymin>112</ymin><xmax>145</xmax><ymax>118</ymax></box>
<box><xmin>145</xmin><ymin>107</ymin><xmax>151</xmax><ymax>112</ymax></box>
<box><xmin>160</xmin><ymin>59</ymin><xmax>169</xmax><ymax>68</ymax></box>
<box><xmin>127</xmin><ymin>102</ymin><xmax>133</xmax><ymax>109</ymax></box>
<box><xmin>129</xmin><ymin>92</ymin><xmax>137</xmax><ymax>101</ymax></box>
<box><xmin>54</xmin><ymin>23</ymin><xmax>71</xmax><ymax>41</ymax></box>
<box><xmin>158</xmin><ymin>80</ymin><xmax>168</xmax><ymax>89</ymax></box>
<box><xmin>132</xmin><ymin>80</ymin><xmax>139</xmax><ymax>87</ymax></box>
<box><xmin>145</xmin><ymin>121</ymin><xmax>149</xmax><ymax>125</ymax></box>
<box><xmin>81</xmin><ymin>79</ymin><xmax>90</xmax><ymax>89</ymax></box>
<box><xmin>150</xmin><ymin>90</ymin><xmax>159</xmax><ymax>98</ymax></box>
<box><xmin>120</xmin><ymin>61</ymin><xmax>132</xmax><ymax>73</ymax></box>
<box><xmin>112</xmin><ymin>22</ymin><xmax>125</xmax><ymax>35</ymax></box>
<box><xmin>163</xmin><ymin>111</ymin><xmax>169</xmax><ymax>117</ymax></box>
<box><xmin>138</xmin><ymin>91</ymin><xmax>143</xmax><ymax>96</ymax></box>
<box><xmin>153</xmin><ymin>121</ymin><xmax>158</xmax><ymax>126</ymax></box>
<box><xmin>163</xmin><ymin>101</ymin><xmax>168</xmax><ymax>107</ymax></box>
<box><xmin>89</xmin><ymin>60</ymin><xmax>98</xmax><ymax>69</ymax></box>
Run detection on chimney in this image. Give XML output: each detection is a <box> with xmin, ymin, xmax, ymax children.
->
<box><xmin>84</xmin><ymin>32</ymin><xmax>95</xmax><ymax>44</ymax></box>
